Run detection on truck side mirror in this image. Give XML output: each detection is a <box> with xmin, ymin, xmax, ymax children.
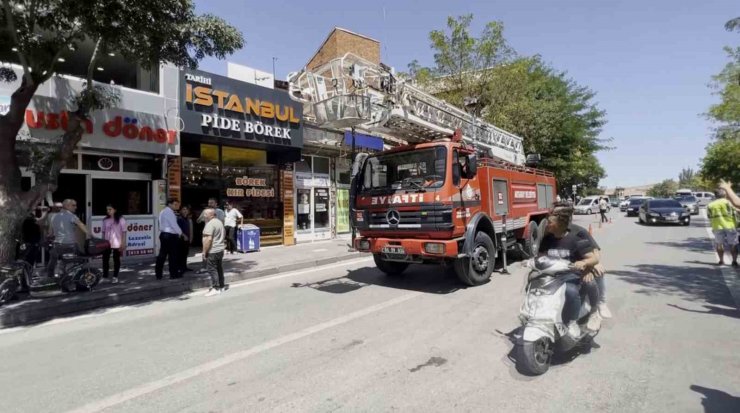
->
<box><xmin>464</xmin><ymin>154</ymin><xmax>477</xmax><ymax>179</ymax></box>
<box><xmin>525</xmin><ymin>153</ymin><xmax>541</xmax><ymax>167</ymax></box>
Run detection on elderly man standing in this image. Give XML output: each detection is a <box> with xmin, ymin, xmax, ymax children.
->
<box><xmin>47</xmin><ymin>199</ymin><xmax>90</xmax><ymax>278</ymax></box>
<box><xmin>707</xmin><ymin>187</ymin><xmax>738</xmax><ymax>267</ymax></box>
<box><xmin>202</xmin><ymin>208</ymin><xmax>227</xmax><ymax>296</ymax></box>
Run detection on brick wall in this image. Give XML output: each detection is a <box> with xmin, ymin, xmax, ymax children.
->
<box><xmin>306</xmin><ymin>28</ymin><xmax>380</xmax><ymax>71</ymax></box>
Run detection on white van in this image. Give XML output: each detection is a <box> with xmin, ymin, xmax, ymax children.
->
<box><xmin>675</xmin><ymin>188</ymin><xmax>693</xmax><ymax>197</ymax></box>
<box><xmin>693</xmin><ymin>192</ymin><xmax>715</xmax><ymax>207</ymax></box>
<box><xmin>574</xmin><ymin>196</ymin><xmax>605</xmax><ymax>215</ymax></box>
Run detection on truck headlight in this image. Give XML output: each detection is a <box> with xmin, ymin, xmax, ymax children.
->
<box><xmin>424</xmin><ymin>243</ymin><xmax>445</xmax><ymax>254</ymax></box>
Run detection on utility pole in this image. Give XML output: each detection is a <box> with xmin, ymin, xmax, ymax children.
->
<box><xmin>350</xmin><ymin>126</ymin><xmax>357</xmax><ymax>251</ymax></box>
<box><xmin>272</xmin><ymin>57</ymin><xmax>278</xmax><ymax>80</ymax></box>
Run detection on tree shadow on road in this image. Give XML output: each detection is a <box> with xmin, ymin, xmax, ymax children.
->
<box><xmin>293</xmin><ymin>264</ymin><xmax>465</xmax><ymax>295</ymax></box>
<box><xmin>690</xmin><ymin>385</ymin><xmax>740</xmax><ymax>413</ymax></box>
<box><xmin>667</xmin><ymin>303</ymin><xmax>740</xmax><ymax>319</ymax></box>
<box><xmin>610</xmin><ymin>263</ymin><xmax>735</xmax><ymax>309</ymax></box>
<box><xmin>645</xmin><ymin>237</ymin><xmax>714</xmax><ymax>254</ymax></box>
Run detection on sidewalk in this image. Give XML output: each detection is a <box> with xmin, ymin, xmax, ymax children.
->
<box><xmin>0</xmin><ymin>238</ymin><xmax>367</xmax><ymax>329</ymax></box>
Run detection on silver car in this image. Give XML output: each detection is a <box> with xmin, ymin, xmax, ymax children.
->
<box><xmin>675</xmin><ymin>195</ymin><xmax>700</xmax><ymax>215</ymax></box>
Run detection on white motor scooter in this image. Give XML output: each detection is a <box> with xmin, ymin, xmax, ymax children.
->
<box><xmin>516</xmin><ymin>237</ymin><xmax>600</xmax><ymax>375</ymax></box>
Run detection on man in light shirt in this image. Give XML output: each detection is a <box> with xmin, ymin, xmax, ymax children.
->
<box><xmin>224</xmin><ymin>201</ymin><xmax>243</xmax><ymax>254</ymax></box>
<box><xmin>202</xmin><ymin>208</ymin><xmax>227</xmax><ymax>296</ymax></box>
<box><xmin>156</xmin><ymin>198</ymin><xmax>183</xmax><ymax>280</ymax></box>
<box><xmin>47</xmin><ymin>199</ymin><xmax>90</xmax><ymax>277</ymax></box>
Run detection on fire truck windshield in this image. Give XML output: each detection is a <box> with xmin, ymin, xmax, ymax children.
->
<box><xmin>360</xmin><ymin>147</ymin><xmax>447</xmax><ymax>194</ymax></box>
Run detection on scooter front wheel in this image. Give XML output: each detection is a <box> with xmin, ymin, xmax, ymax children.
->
<box><xmin>518</xmin><ymin>338</ymin><xmax>553</xmax><ymax>376</ymax></box>
<box><xmin>74</xmin><ymin>267</ymin><xmax>102</xmax><ymax>291</ymax></box>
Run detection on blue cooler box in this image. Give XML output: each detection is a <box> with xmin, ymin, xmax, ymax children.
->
<box><xmin>237</xmin><ymin>224</ymin><xmax>260</xmax><ymax>252</ymax></box>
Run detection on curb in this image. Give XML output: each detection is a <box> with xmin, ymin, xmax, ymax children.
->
<box><xmin>0</xmin><ymin>252</ymin><xmax>368</xmax><ymax>329</ymax></box>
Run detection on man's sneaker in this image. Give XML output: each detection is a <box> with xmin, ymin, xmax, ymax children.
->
<box><xmin>567</xmin><ymin>321</ymin><xmax>581</xmax><ymax>339</ymax></box>
<box><xmin>111</xmin><ymin>277</ymin><xmax>119</xmax><ymax>284</ymax></box>
<box><xmin>586</xmin><ymin>312</ymin><xmax>603</xmax><ymax>332</ymax></box>
<box><xmin>204</xmin><ymin>288</ymin><xmax>220</xmax><ymax>297</ymax></box>
<box><xmin>598</xmin><ymin>303</ymin><xmax>613</xmax><ymax>319</ymax></box>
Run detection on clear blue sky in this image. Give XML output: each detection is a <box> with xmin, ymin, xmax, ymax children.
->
<box><xmin>195</xmin><ymin>0</ymin><xmax>738</xmax><ymax>188</ymax></box>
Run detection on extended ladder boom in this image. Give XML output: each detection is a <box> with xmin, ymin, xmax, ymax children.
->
<box><xmin>287</xmin><ymin>53</ymin><xmax>525</xmax><ymax>165</ymax></box>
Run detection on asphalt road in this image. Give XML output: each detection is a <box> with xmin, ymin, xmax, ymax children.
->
<box><xmin>1</xmin><ymin>210</ymin><xmax>738</xmax><ymax>413</ymax></box>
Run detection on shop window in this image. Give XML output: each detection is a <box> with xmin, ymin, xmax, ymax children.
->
<box><xmin>123</xmin><ymin>158</ymin><xmax>154</xmax><ymax>173</ymax></box>
<box><xmin>82</xmin><ymin>154</ymin><xmax>120</xmax><ymax>172</ymax></box>
<box><xmin>336</xmin><ymin>158</ymin><xmax>351</xmax><ymax>186</ymax></box>
<box><xmin>92</xmin><ymin>179</ymin><xmax>151</xmax><ymax>216</ymax></box>
<box><xmin>182</xmin><ymin>144</ymin><xmax>221</xmax><ymax>191</ymax></box>
<box><xmin>295</xmin><ymin>158</ymin><xmax>312</xmax><ymax>173</ymax></box>
<box><xmin>313</xmin><ymin>156</ymin><xmax>330</xmax><ymax>174</ymax></box>
<box><xmin>314</xmin><ymin>188</ymin><xmax>330</xmax><ymax>229</ymax></box>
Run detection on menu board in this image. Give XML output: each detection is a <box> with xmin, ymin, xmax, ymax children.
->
<box><xmin>167</xmin><ymin>156</ymin><xmax>181</xmax><ymax>202</ymax></box>
<box><xmin>281</xmin><ymin>169</ymin><xmax>295</xmax><ymax>245</ymax></box>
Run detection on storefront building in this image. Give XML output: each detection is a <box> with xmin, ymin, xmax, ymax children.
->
<box><xmin>295</xmin><ymin>126</ymin><xmax>383</xmax><ymax>243</ymax></box>
<box><xmin>0</xmin><ymin>63</ymin><xmax>180</xmax><ymax>261</ymax></box>
<box><xmin>177</xmin><ymin>69</ymin><xmax>303</xmax><ymax>246</ymax></box>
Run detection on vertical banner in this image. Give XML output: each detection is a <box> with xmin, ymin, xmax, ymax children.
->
<box><xmin>281</xmin><ymin>168</ymin><xmax>295</xmax><ymax>246</ymax></box>
<box><xmin>167</xmin><ymin>156</ymin><xmax>182</xmax><ymax>202</ymax></box>
<box><xmin>336</xmin><ymin>189</ymin><xmax>350</xmax><ymax>233</ymax></box>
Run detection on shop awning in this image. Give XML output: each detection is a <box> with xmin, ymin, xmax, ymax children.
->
<box><xmin>343</xmin><ymin>131</ymin><xmax>384</xmax><ymax>151</ymax></box>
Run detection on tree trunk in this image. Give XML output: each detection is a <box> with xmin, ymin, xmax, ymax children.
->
<box><xmin>0</xmin><ymin>79</ymin><xmax>39</xmax><ymax>265</ymax></box>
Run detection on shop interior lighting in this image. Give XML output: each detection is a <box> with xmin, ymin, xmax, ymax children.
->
<box><xmin>57</xmin><ymin>57</ymin><xmax>65</xmax><ymax>62</ymax></box>
<box><xmin>97</xmin><ymin>67</ymin><xmax>104</xmax><ymax>71</ymax></box>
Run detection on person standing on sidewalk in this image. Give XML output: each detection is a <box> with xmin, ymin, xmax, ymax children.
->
<box><xmin>202</xmin><ymin>208</ymin><xmax>226</xmax><ymax>296</ymax></box>
<box><xmin>177</xmin><ymin>205</ymin><xmax>194</xmax><ymax>273</ymax></box>
<box><xmin>197</xmin><ymin>198</ymin><xmax>225</xmax><ymax>224</ymax></box>
<box><xmin>47</xmin><ymin>199</ymin><xmax>90</xmax><ymax>278</ymax></box>
<box><xmin>599</xmin><ymin>197</ymin><xmax>609</xmax><ymax>223</ymax></box>
<box><xmin>101</xmin><ymin>205</ymin><xmax>127</xmax><ymax>284</ymax></box>
<box><xmin>707</xmin><ymin>188</ymin><xmax>738</xmax><ymax>267</ymax></box>
<box><xmin>155</xmin><ymin>198</ymin><xmax>183</xmax><ymax>280</ymax></box>
<box><xmin>224</xmin><ymin>201</ymin><xmax>243</xmax><ymax>254</ymax></box>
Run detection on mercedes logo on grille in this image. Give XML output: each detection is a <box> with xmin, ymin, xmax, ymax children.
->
<box><xmin>386</xmin><ymin>209</ymin><xmax>401</xmax><ymax>225</ymax></box>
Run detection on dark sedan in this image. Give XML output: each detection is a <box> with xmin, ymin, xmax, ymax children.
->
<box><xmin>638</xmin><ymin>199</ymin><xmax>691</xmax><ymax>226</ymax></box>
<box><xmin>626</xmin><ymin>198</ymin><xmax>648</xmax><ymax>216</ymax></box>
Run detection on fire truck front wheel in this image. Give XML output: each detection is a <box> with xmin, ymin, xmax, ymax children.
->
<box><xmin>454</xmin><ymin>232</ymin><xmax>495</xmax><ymax>286</ymax></box>
<box><xmin>373</xmin><ymin>254</ymin><xmax>409</xmax><ymax>277</ymax></box>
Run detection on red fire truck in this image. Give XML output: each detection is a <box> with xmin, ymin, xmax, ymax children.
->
<box><xmin>289</xmin><ymin>54</ymin><xmax>557</xmax><ymax>285</ymax></box>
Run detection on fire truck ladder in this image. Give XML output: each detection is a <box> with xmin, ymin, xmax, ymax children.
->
<box><xmin>287</xmin><ymin>53</ymin><xmax>526</xmax><ymax>165</ymax></box>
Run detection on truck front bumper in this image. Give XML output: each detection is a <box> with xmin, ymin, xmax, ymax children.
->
<box><xmin>354</xmin><ymin>237</ymin><xmax>461</xmax><ymax>261</ymax></box>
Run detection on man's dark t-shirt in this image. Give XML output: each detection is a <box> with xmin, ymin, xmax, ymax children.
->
<box><xmin>538</xmin><ymin>224</ymin><xmax>597</xmax><ymax>262</ymax></box>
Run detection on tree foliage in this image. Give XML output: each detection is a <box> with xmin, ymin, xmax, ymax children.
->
<box><xmin>0</xmin><ymin>0</ymin><xmax>244</xmax><ymax>264</ymax></box>
<box><xmin>406</xmin><ymin>15</ymin><xmax>609</xmax><ymax>194</ymax></box>
<box><xmin>700</xmin><ymin>28</ymin><xmax>740</xmax><ymax>186</ymax></box>
<box><xmin>647</xmin><ymin>179</ymin><xmax>678</xmax><ymax>198</ymax></box>
<box><xmin>678</xmin><ymin>167</ymin><xmax>697</xmax><ymax>189</ymax></box>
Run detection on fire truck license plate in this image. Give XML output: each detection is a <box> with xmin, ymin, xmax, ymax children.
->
<box><xmin>382</xmin><ymin>246</ymin><xmax>406</xmax><ymax>255</ymax></box>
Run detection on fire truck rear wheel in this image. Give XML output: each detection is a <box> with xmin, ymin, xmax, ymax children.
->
<box><xmin>454</xmin><ymin>232</ymin><xmax>495</xmax><ymax>286</ymax></box>
<box><xmin>523</xmin><ymin>221</ymin><xmax>538</xmax><ymax>258</ymax></box>
<box><xmin>373</xmin><ymin>254</ymin><xmax>409</xmax><ymax>277</ymax></box>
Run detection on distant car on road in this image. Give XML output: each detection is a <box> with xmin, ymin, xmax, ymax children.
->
<box><xmin>638</xmin><ymin>198</ymin><xmax>691</xmax><ymax>226</ymax></box>
<box><xmin>693</xmin><ymin>191</ymin><xmax>715</xmax><ymax>207</ymax></box>
<box><xmin>674</xmin><ymin>195</ymin><xmax>699</xmax><ymax>215</ymax></box>
<box><xmin>626</xmin><ymin>197</ymin><xmax>651</xmax><ymax>216</ymax></box>
<box><xmin>574</xmin><ymin>196</ymin><xmax>610</xmax><ymax>214</ymax></box>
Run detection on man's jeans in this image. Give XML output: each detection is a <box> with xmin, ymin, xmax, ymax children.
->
<box><xmin>46</xmin><ymin>243</ymin><xmax>77</xmax><ymax>278</ymax></box>
<box><xmin>596</xmin><ymin>275</ymin><xmax>606</xmax><ymax>303</ymax></box>
<box><xmin>205</xmin><ymin>251</ymin><xmax>225</xmax><ymax>289</ymax></box>
<box><xmin>562</xmin><ymin>281</ymin><xmax>581</xmax><ymax>324</ymax></box>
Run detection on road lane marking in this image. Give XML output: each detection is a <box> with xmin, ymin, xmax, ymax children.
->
<box><xmin>700</xmin><ymin>211</ymin><xmax>740</xmax><ymax>309</ymax></box>
<box><xmin>0</xmin><ymin>257</ymin><xmax>373</xmax><ymax>335</ymax></box>
<box><xmin>65</xmin><ymin>290</ymin><xmax>422</xmax><ymax>413</ymax></box>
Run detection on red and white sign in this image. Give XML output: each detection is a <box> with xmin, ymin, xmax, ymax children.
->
<box><xmin>370</xmin><ymin>194</ymin><xmax>426</xmax><ymax>205</ymax></box>
<box><xmin>91</xmin><ymin>217</ymin><xmax>156</xmax><ymax>257</ymax></box>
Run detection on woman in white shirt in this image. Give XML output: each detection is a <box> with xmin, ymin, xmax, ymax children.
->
<box><xmin>224</xmin><ymin>202</ymin><xmax>243</xmax><ymax>254</ymax></box>
<box><xmin>102</xmin><ymin>204</ymin><xmax>127</xmax><ymax>283</ymax></box>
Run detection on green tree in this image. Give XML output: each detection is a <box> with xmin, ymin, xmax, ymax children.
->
<box><xmin>408</xmin><ymin>15</ymin><xmax>609</xmax><ymax>194</ymax></box>
<box><xmin>0</xmin><ymin>0</ymin><xmax>243</xmax><ymax>263</ymax></box>
<box><xmin>678</xmin><ymin>167</ymin><xmax>698</xmax><ymax>188</ymax></box>
<box><xmin>701</xmin><ymin>138</ymin><xmax>740</xmax><ymax>184</ymax></box>
<box><xmin>647</xmin><ymin>179</ymin><xmax>679</xmax><ymax>198</ymax></box>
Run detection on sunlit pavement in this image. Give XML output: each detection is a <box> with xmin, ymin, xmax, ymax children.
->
<box><xmin>1</xmin><ymin>210</ymin><xmax>738</xmax><ymax>413</ymax></box>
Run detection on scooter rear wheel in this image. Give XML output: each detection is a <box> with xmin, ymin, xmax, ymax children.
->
<box><xmin>0</xmin><ymin>278</ymin><xmax>19</xmax><ymax>305</ymax></box>
<box><xmin>518</xmin><ymin>338</ymin><xmax>553</xmax><ymax>376</ymax></box>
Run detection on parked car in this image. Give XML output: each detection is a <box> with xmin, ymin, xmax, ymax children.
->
<box><xmin>574</xmin><ymin>196</ymin><xmax>607</xmax><ymax>214</ymax></box>
<box><xmin>626</xmin><ymin>197</ymin><xmax>650</xmax><ymax>216</ymax></box>
<box><xmin>619</xmin><ymin>197</ymin><xmax>632</xmax><ymax>212</ymax></box>
<box><xmin>675</xmin><ymin>195</ymin><xmax>699</xmax><ymax>215</ymax></box>
<box><xmin>609</xmin><ymin>197</ymin><xmax>620</xmax><ymax>207</ymax></box>
<box><xmin>693</xmin><ymin>191</ymin><xmax>715</xmax><ymax>207</ymax></box>
<box><xmin>638</xmin><ymin>198</ymin><xmax>691</xmax><ymax>226</ymax></box>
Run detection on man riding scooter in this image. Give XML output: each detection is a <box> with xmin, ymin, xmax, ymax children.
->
<box><xmin>538</xmin><ymin>202</ymin><xmax>602</xmax><ymax>338</ymax></box>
